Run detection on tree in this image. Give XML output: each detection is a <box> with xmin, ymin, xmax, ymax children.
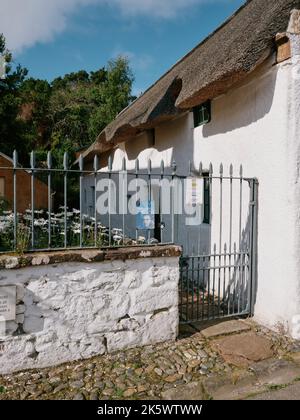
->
<box><xmin>48</xmin><ymin>56</ymin><xmax>135</xmax><ymax>161</ymax></box>
<box><xmin>0</xmin><ymin>34</ymin><xmax>28</xmax><ymax>160</ymax></box>
<box><xmin>18</xmin><ymin>78</ymin><xmax>52</xmax><ymax>149</ymax></box>
<box><xmin>88</xmin><ymin>56</ymin><xmax>135</xmax><ymax>141</ymax></box>
<box><xmin>0</xmin><ymin>35</ymin><xmax>136</xmax><ymax>167</ymax></box>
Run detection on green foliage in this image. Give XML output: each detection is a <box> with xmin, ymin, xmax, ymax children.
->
<box><xmin>0</xmin><ymin>197</ymin><xmax>10</xmax><ymax>214</ymax></box>
<box><xmin>0</xmin><ymin>33</ymin><xmax>136</xmax><ymax>166</ymax></box>
<box><xmin>15</xmin><ymin>223</ymin><xmax>31</xmax><ymax>255</ymax></box>
<box><xmin>88</xmin><ymin>56</ymin><xmax>135</xmax><ymax>140</ymax></box>
<box><xmin>0</xmin><ymin>35</ymin><xmax>28</xmax><ymax>160</ymax></box>
<box><xmin>48</xmin><ymin>56</ymin><xmax>135</xmax><ymax>158</ymax></box>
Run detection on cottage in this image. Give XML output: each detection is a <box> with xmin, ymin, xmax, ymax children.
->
<box><xmin>0</xmin><ymin>152</ymin><xmax>49</xmax><ymax>213</ymax></box>
<box><xmin>79</xmin><ymin>0</ymin><xmax>300</xmax><ymax>337</ymax></box>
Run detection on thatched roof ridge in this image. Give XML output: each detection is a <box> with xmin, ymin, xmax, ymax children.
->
<box><xmin>83</xmin><ymin>0</ymin><xmax>300</xmax><ymax>160</ymax></box>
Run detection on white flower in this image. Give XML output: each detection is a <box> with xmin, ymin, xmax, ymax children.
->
<box><xmin>113</xmin><ymin>235</ymin><xmax>123</xmax><ymax>242</ymax></box>
<box><xmin>112</xmin><ymin>228</ymin><xmax>123</xmax><ymax>235</ymax></box>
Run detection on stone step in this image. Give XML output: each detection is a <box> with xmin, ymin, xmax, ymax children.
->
<box><xmin>203</xmin><ymin>359</ymin><xmax>300</xmax><ymax>400</ymax></box>
<box><xmin>161</xmin><ymin>382</ymin><xmax>205</xmax><ymax>400</ymax></box>
<box><xmin>247</xmin><ymin>382</ymin><xmax>300</xmax><ymax>400</ymax></box>
<box><xmin>200</xmin><ymin>320</ymin><xmax>251</xmax><ymax>339</ymax></box>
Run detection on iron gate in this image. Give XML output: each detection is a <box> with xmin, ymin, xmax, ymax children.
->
<box><xmin>179</xmin><ymin>167</ymin><xmax>258</xmax><ymax>324</ymax></box>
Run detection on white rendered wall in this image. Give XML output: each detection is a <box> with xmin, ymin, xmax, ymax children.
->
<box><xmin>102</xmin><ymin>51</ymin><xmax>300</xmax><ymax>336</ymax></box>
<box><xmin>0</xmin><ymin>256</ymin><xmax>179</xmax><ymax>374</ymax></box>
<box><xmin>192</xmin><ymin>58</ymin><xmax>297</xmax><ymax>333</ymax></box>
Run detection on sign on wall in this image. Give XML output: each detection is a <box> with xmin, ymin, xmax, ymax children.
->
<box><xmin>185</xmin><ymin>177</ymin><xmax>204</xmax><ymax>226</ymax></box>
<box><xmin>185</xmin><ymin>177</ymin><xmax>204</xmax><ymax>206</ymax></box>
<box><xmin>136</xmin><ymin>201</ymin><xmax>155</xmax><ymax>230</ymax></box>
<box><xmin>0</xmin><ymin>286</ymin><xmax>16</xmax><ymax>321</ymax></box>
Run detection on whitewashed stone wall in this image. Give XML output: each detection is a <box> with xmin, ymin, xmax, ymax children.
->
<box><xmin>0</xmin><ymin>252</ymin><xmax>179</xmax><ymax>374</ymax></box>
<box><xmin>98</xmin><ymin>34</ymin><xmax>300</xmax><ymax>337</ymax></box>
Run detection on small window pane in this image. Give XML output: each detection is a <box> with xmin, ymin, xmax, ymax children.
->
<box><xmin>203</xmin><ymin>176</ymin><xmax>210</xmax><ymax>224</ymax></box>
<box><xmin>193</xmin><ymin>101</ymin><xmax>211</xmax><ymax>127</ymax></box>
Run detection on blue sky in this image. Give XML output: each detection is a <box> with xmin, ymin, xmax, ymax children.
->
<box><xmin>1</xmin><ymin>0</ymin><xmax>244</xmax><ymax>95</ymax></box>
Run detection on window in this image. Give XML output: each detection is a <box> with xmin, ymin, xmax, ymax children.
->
<box><xmin>0</xmin><ymin>177</ymin><xmax>4</xmax><ymax>197</ymax></box>
<box><xmin>203</xmin><ymin>176</ymin><xmax>210</xmax><ymax>224</ymax></box>
<box><xmin>147</xmin><ymin>129</ymin><xmax>155</xmax><ymax>147</ymax></box>
<box><xmin>193</xmin><ymin>101</ymin><xmax>211</xmax><ymax>127</ymax></box>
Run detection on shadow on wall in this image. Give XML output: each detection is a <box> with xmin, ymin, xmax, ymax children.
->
<box><xmin>102</xmin><ymin>59</ymin><xmax>278</xmax><ymax>176</ymax></box>
<box><xmin>223</xmin><ymin>210</ymin><xmax>254</xmax><ymax>315</ymax></box>
<box><xmin>202</xmin><ymin>64</ymin><xmax>278</xmax><ymax>138</ymax></box>
<box><xmin>124</xmin><ymin>114</ymin><xmax>194</xmax><ymax>176</ymax></box>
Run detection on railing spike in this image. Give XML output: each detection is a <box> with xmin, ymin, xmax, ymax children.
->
<box><xmin>209</xmin><ymin>163</ymin><xmax>213</xmax><ymax>176</ymax></box>
<box><xmin>135</xmin><ymin>158</ymin><xmax>139</xmax><ymax>173</ymax></box>
<box><xmin>63</xmin><ymin>152</ymin><xmax>68</xmax><ymax>170</ymax></box>
<box><xmin>148</xmin><ymin>159</ymin><xmax>152</xmax><ymax>174</ymax></box>
<box><xmin>47</xmin><ymin>151</ymin><xmax>52</xmax><ymax>169</ymax></box>
<box><xmin>219</xmin><ymin>163</ymin><xmax>223</xmax><ymax>177</ymax></box>
<box><xmin>94</xmin><ymin>155</ymin><xmax>99</xmax><ymax>172</ymax></box>
<box><xmin>79</xmin><ymin>154</ymin><xmax>84</xmax><ymax>171</ymax></box>
<box><xmin>13</xmin><ymin>150</ymin><xmax>18</xmax><ymax>168</ymax></box>
<box><xmin>230</xmin><ymin>164</ymin><xmax>233</xmax><ymax>177</ymax></box>
<box><xmin>160</xmin><ymin>160</ymin><xmax>165</xmax><ymax>175</ymax></box>
<box><xmin>240</xmin><ymin>164</ymin><xmax>243</xmax><ymax>178</ymax></box>
<box><xmin>172</xmin><ymin>160</ymin><xmax>177</xmax><ymax>175</ymax></box>
<box><xmin>122</xmin><ymin>157</ymin><xmax>126</xmax><ymax>171</ymax></box>
<box><xmin>199</xmin><ymin>162</ymin><xmax>203</xmax><ymax>177</ymax></box>
<box><xmin>213</xmin><ymin>244</ymin><xmax>217</xmax><ymax>254</ymax></box>
<box><xmin>108</xmin><ymin>155</ymin><xmax>112</xmax><ymax>171</ymax></box>
<box><xmin>30</xmin><ymin>151</ymin><xmax>36</xmax><ymax>169</ymax></box>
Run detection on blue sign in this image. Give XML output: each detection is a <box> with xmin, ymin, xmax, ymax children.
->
<box><xmin>136</xmin><ymin>201</ymin><xmax>155</xmax><ymax>230</ymax></box>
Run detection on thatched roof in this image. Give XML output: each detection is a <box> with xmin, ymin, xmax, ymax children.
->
<box><xmin>83</xmin><ymin>0</ymin><xmax>300</xmax><ymax>161</ymax></box>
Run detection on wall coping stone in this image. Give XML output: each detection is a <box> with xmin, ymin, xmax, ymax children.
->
<box><xmin>0</xmin><ymin>245</ymin><xmax>182</xmax><ymax>270</ymax></box>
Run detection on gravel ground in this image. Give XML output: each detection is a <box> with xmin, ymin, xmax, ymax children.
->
<box><xmin>0</xmin><ymin>321</ymin><xmax>296</xmax><ymax>400</ymax></box>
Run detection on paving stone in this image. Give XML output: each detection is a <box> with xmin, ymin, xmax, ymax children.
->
<box><xmin>161</xmin><ymin>382</ymin><xmax>205</xmax><ymax>400</ymax></box>
<box><xmin>70</xmin><ymin>380</ymin><xmax>84</xmax><ymax>389</ymax></box>
<box><xmin>289</xmin><ymin>352</ymin><xmax>300</xmax><ymax>364</ymax></box>
<box><xmin>164</xmin><ymin>374</ymin><xmax>183</xmax><ymax>383</ymax></box>
<box><xmin>250</xmin><ymin>359</ymin><xmax>300</xmax><ymax>386</ymax></box>
<box><xmin>212</xmin><ymin>332</ymin><xmax>274</xmax><ymax>367</ymax></box>
<box><xmin>73</xmin><ymin>393</ymin><xmax>84</xmax><ymax>400</ymax></box>
<box><xmin>102</xmin><ymin>388</ymin><xmax>114</xmax><ymax>397</ymax></box>
<box><xmin>203</xmin><ymin>372</ymin><xmax>258</xmax><ymax>400</ymax></box>
<box><xmin>0</xmin><ymin>320</ymin><xmax>296</xmax><ymax>401</ymax></box>
<box><xmin>53</xmin><ymin>384</ymin><xmax>67</xmax><ymax>393</ymax></box>
<box><xmin>201</xmin><ymin>320</ymin><xmax>251</xmax><ymax>339</ymax></box>
<box><xmin>137</xmin><ymin>385</ymin><xmax>148</xmax><ymax>393</ymax></box>
<box><xmin>123</xmin><ymin>388</ymin><xmax>136</xmax><ymax>398</ymax></box>
<box><xmin>289</xmin><ymin>342</ymin><xmax>300</xmax><ymax>353</ymax></box>
<box><xmin>89</xmin><ymin>392</ymin><xmax>99</xmax><ymax>400</ymax></box>
<box><xmin>247</xmin><ymin>382</ymin><xmax>300</xmax><ymax>400</ymax></box>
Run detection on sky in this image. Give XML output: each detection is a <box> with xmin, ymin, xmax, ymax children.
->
<box><xmin>0</xmin><ymin>0</ymin><xmax>245</xmax><ymax>95</ymax></box>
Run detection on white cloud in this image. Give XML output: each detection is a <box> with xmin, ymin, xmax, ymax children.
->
<box><xmin>112</xmin><ymin>0</ymin><xmax>201</xmax><ymax>18</ymax></box>
<box><xmin>112</xmin><ymin>47</ymin><xmax>154</xmax><ymax>71</ymax></box>
<box><xmin>0</xmin><ymin>0</ymin><xmax>214</xmax><ymax>52</ymax></box>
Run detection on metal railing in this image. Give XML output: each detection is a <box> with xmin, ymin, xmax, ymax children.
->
<box><xmin>0</xmin><ymin>151</ymin><xmax>183</xmax><ymax>254</ymax></box>
<box><xmin>178</xmin><ymin>166</ymin><xmax>259</xmax><ymax>323</ymax></box>
<box><xmin>0</xmin><ymin>146</ymin><xmax>258</xmax><ymax>309</ymax></box>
